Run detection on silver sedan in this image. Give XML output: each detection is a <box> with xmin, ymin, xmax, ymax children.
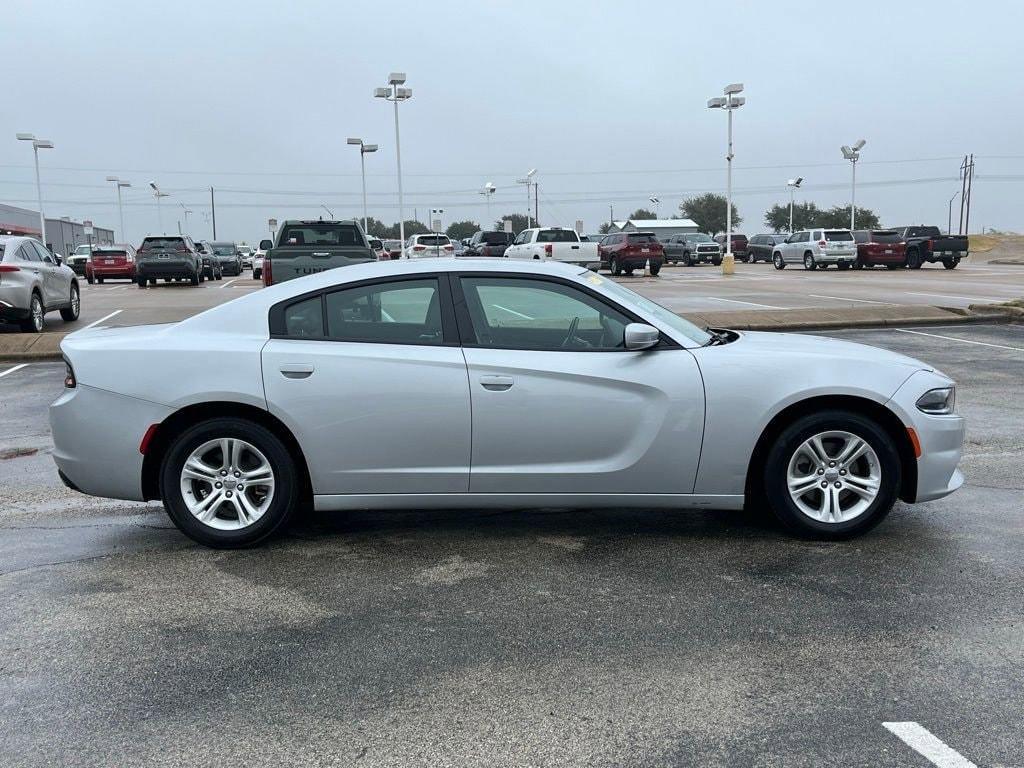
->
<box><xmin>0</xmin><ymin>235</ymin><xmax>81</xmax><ymax>332</ymax></box>
<box><xmin>50</xmin><ymin>260</ymin><xmax>964</xmax><ymax>548</ymax></box>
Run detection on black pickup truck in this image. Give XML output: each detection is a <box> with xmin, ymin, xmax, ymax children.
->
<box><xmin>259</xmin><ymin>220</ymin><xmax>375</xmax><ymax>285</ymax></box>
<box><xmin>894</xmin><ymin>226</ymin><xmax>969</xmax><ymax>269</ymax></box>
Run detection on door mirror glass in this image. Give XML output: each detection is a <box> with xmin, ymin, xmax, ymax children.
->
<box><xmin>624</xmin><ymin>323</ymin><xmax>660</xmax><ymax>351</ymax></box>
<box><xmin>260</xmin><ymin>239</ymin><xmax>273</xmax><ymax>250</ymax></box>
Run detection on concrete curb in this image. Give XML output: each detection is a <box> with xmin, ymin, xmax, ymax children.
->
<box><xmin>1</xmin><ymin>305</ymin><xmax>1020</xmax><ymax>364</ymax></box>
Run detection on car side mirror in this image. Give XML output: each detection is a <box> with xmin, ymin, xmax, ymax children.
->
<box><xmin>53</xmin><ymin>254</ymin><xmax>62</xmax><ymax>265</ymax></box>
<box><xmin>624</xmin><ymin>323</ymin><xmax>660</xmax><ymax>351</ymax></box>
<box><xmin>260</xmin><ymin>239</ymin><xmax>273</xmax><ymax>250</ymax></box>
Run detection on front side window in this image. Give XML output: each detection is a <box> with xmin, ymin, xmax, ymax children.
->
<box><xmin>459</xmin><ymin>277</ymin><xmax>630</xmax><ymax>351</ymax></box>
<box><xmin>32</xmin><ymin>242</ymin><xmax>54</xmax><ymax>262</ymax></box>
<box><xmin>325</xmin><ymin>278</ymin><xmax>442</xmax><ymax>345</ymax></box>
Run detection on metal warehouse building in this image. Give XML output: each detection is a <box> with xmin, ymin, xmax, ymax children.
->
<box><xmin>610</xmin><ymin>218</ymin><xmax>700</xmax><ymax>237</ymax></box>
<box><xmin>0</xmin><ymin>203</ymin><xmax>114</xmax><ymax>255</ymax></box>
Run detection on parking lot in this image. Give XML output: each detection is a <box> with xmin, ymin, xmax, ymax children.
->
<box><xmin>1</xmin><ymin>323</ymin><xmax>1021</xmax><ymax>767</ymax></box>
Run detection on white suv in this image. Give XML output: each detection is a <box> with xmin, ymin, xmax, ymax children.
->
<box><xmin>772</xmin><ymin>228</ymin><xmax>858</xmax><ymax>270</ymax></box>
<box><xmin>404</xmin><ymin>234</ymin><xmax>454</xmax><ymax>258</ymax></box>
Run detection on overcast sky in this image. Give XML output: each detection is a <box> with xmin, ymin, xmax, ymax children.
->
<box><xmin>3</xmin><ymin>0</ymin><xmax>1021</xmax><ymax>244</ymax></box>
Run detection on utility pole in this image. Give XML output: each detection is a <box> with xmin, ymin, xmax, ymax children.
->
<box><xmin>210</xmin><ymin>187</ymin><xmax>217</xmax><ymax>239</ymax></box>
<box><xmin>534</xmin><ymin>182</ymin><xmax>539</xmax><ymax>227</ymax></box>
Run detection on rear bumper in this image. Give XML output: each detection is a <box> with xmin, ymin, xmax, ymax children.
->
<box><xmin>815</xmin><ymin>251</ymin><xmax>857</xmax><ymax>264</ymax></box>
<box><xmin>137</xmin><ymin>261</ymin><xmax>197</xmax><ymax>278</ymax></box>
<box><xmin>0</xmin><ymin>286</ymin><xmax>29</xmax><ymax>319</ymax></box>
<box><xmin>88</xmin><ymin>264</ymin><xmax>136</xmax><ymax>278</ymax></box>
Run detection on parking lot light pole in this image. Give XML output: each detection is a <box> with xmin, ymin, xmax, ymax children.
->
<box><xmin>106</xmin><ymin>176</ymin><xmax>131</xmax><ymax>243</ymax></box>
<box><xmin>948</xmin><ymin>190</ymin><xmax>961</xmax><ymax>235</ymax></box>
<box><xmin>179</xmin><ymin>202</ymin><xmax>192</xmax><ymax>235</ymax></box>
<box><xmin>149</xmin><ymin>181</ymin><xmax>169</xmax><ymax>234</ymax></box>
<box><xmin>649</xmin><ymin>196</ymin><xmax>660</xmax><ymax>218</ymax></box>
<box><xmin>786</xmin><ymin>177</ymin><xmax>803</xmax><ymax>233</ymax></box>
<box><xmin>480</xmin><ymin>182</ymin><xmax>496</xmax><ymax>223</ymax></box>
<box><xmin>17</xmin><ymin>134</ymin><xmax>54</xmax><ymax>246</ymax></box>
<box><xmin>707</xmin><ymin>85</ymin><xmax>744</xmax><ymax>275</ymax></box>
<box><xmin>516</xmin><ymin>169</ymin><xmax>536</xmax><ymax>228</ymax></box>
<box><xmin>375</xmin><ymin>74</ymin><xmax>411</xmax><ymax>247</ymax></box>
<box><xmin>347</xmin><ymin>138</ymin><xmax>378</xmax><ymax>232</ymax></box>
<box><xmin>841</xmin><ymin>139</ymin><xmax>866</xmax><ymax>229</ymax></box>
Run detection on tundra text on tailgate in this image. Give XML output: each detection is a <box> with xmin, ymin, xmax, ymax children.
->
<box><xmin>261</xmin><ymin>220</ymin><xmax>375</xmax><ymax>286</ymax></box>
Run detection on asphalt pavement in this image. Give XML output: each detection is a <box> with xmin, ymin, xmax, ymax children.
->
<box><xmin>0</xmin><ymin>324</ymin><xmax>1021</xmax><ymax>767</ymax></box>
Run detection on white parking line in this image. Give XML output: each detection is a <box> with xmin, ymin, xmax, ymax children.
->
<box><xmin>882</xmin><ymin>722</ymin><xmax>978</xmax><ymax>767</ymax></box>
<box><xmin>905</xmin><ymin>291</ymin><xmax>1008</xmax><ymax>303</ymax></box>
<box><xmin>0</xmin><ymin>363</ymin><xmax>29</xmax><ymax>379</ymax></box>
<box><xmin>808</xmin><ymin>294</ymin><xmax>894</xmax><ymax>305</ymax></box>
<box><xmin>81</xmin><ymin>310</ymin><xmax>123</xmax><ymax>330</ymax></box>
<box><xmin>895</xmin><ymin>328</ymin><xmax>1024</xmax><ymax>352</ymax></box>
<box><xmin>220</xmin><ymin>279</ymin><xmax>238</xmax><ymax>289</ymax></box>
<box><xmin>703</xmin><ymin>296</ymin><xmax>786</xmax><ymax>310</ymax></box>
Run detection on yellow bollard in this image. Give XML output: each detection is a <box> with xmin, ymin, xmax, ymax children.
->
<box><xmin>721</xmin><ymin>253</ymin><xmax>735</xmax><ymax>275</ymax></box>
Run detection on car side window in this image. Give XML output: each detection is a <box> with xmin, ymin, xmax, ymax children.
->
<box><xmin>324</xmin><ymin>278</ymin><xmax>443</xmax><ymax>345</ymax></box>
<box><xmin>458</xmin><ymin>276</ymin><xmax>631</xmax><ymax>351</ymax></box>
<box><xmin>32</xmin><ymin>242</ymin><xmax>53</xmax><ymax>262</ymax></box>
<box><xmin>283</xmin><ymin>296</ymin><xmax>325</xmax><ymax>338</ymax></box>
<box><xmin>16</xmin><ymin>244</ymin><xmax>39</xmax><ymax>262</ymax></box>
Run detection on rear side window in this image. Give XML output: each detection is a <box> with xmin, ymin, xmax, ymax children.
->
<box><xmin>278</xmin><ymin>224</ymin><xmax>364</xmax><ymax>247</ymax></box>
<box><xmin>284</xmin><ymin>296</ymin><xmax>324</xmax><ymax>338</ymax></box>
<box><xmin>824</xmin><ymin>231</ymin><xmax>854</xmax><ymax>241</ymax></box>
<box><xmin>627</xmin><ymin>234</ymin><xmax>658</xmax><ymax>244</ymax></box>
<box><xmin>536</xmin><ymin>230</ymin><xmax>579</xmax><ymax>243</ymax></box>
<box><xmin>16</xmin><ymin>244</ymin><xmax>39</xmax><ymax>262</ymax></box>
<box><xmin>325</xmin><ymin>279</ymin><xmax>442</xmax><ymax>345</ymax></box>
<box><xmin>141</xmin><ymin>237</ymin><xmax>185</xmax><ymax>249</ymax></box>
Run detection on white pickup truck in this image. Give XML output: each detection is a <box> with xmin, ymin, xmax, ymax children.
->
<box><xmin>504</xmin><ymin>227</ymin><xmax>600</xmax><ymax>269</ymax></box>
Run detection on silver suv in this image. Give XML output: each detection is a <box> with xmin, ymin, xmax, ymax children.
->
<box><xmin>0</xmin><ymin>236</ymin><xmax>81</xmax><ymax>332</ymax></box>
<box><xmin>772</xmin><ymin>228</ymin><xmax>857</xmax><ymax>270</ymax></box>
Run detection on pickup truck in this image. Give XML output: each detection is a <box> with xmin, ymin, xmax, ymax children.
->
<box><xmin>893</xmin><ymin>226</ymin><xmax>969</xmax><ymax>269</ymax></box>
<box><xmin>259</xmin><ymin>220</ymin><xmax>375</xmax><ymax>286</ymax></box>
<box><xmin>504</xmin><ymin>227</ymin><xmax>600</xmax><ymax>268</ymax></box>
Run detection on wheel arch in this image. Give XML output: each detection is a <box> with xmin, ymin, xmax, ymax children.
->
<box><xmin>141</xmin><ymin>401</ymin><xmax>313</xmax><ymax>504</ymax></box>
<box><xmin>744</xmin><ymin>394</ymin><xmax>918</xmax><ymax>505</ymax></box>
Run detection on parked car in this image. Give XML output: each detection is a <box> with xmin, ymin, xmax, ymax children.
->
<box><xmin>464</xmin><ymin>230</ymin><xmax>515</xmax><ymax>258</ymax></box>
<box><xmin>135</xmin><ymin>235</ymin><xmax>204</xmax><ymax>287</ymax></box>
<box><xmin>259</xmin><ymin>220</ymin><xmax>375</xmax><ymax>286</ymax></box>
<box><xmin>582</xmin><ymin>234</ymin><xmax>607</xmax><ymax>245</ymax></box>
<box><xmin>713</xmin><ymin>233</ymin><xmax>750</xmax><ymax>261</ymax></box>
<box><xmin>50</xmin><ymin>259</ymin><xmax>964</xmax><ymax>548</ymax></box>
<box><xmin>893</xmin><ymin>226</ymin><xmax>969</xmax><ymax>269</ymax></box>
<box><xmin>207</xmin><ymin>241</ymin><xmax>243</xmax><ymax>276</ymax></box>
<box><xmin>504</xmin><ymin>227</ymin><xmax>600</xmax><ymax>268</ymax></box>
<box><xmin>383</xmin><ymin>239</ymin><xmax>403</xmax><ymax>259</ymax></box>
<box><xmin>194</xmin><ymin>241</ymin><xmax>223</xmax><ymax>281</ymax></box>
<box><xmin>404</xmin><ymin>234</ymin><xmax>454</xmax><ymax>258</ymax></box>
<box><xmin>853</xmin><ymin>230</ymin><xmax>907</xmax><ymax>269</ymax></box>
<box><xmin>598</xmin><ymin>232</ymin><xmax>665</xmax><ymax>276</ymax></box>
<box><xmin>252</xmin><ymin>242</ymin><xmax>268</xmax><ymax>280</ymax></box>
<box><xmin>367</xmin><ymin>237</ymin><xmax>387</xmax><ymax>260</ymax></box>
<box><xmin>451</xmin><ymin>239</ymin><xmax>467</xmax><ymax>256</ymax></box>
<box><xmin>662</xmin><ymin>233</ymin><xmax>722</xmax><ymax>266</ymax></box>
<box><xmin>747</xmin><ymin>234</ymin><xmax>789</xmax><ymax>264</ymax></box>
<box><xmin>66</xmin><ymin>244</ymin><xmax>97</xmax><ymax>276</ymax></box>
<box><xmin>0</xmin><ymin>236</ymin><xmax>80</xmax><ymax>332</ymax></box>
<box><xmin>238</xmin><ymin>245</ymin><xmax>253</xmax><ymax>268</ymax></box>
<box><xmin>85</xmin><ymin>244</ymin><xmax>137</xmax><ymax>283</ymax></box>
<box><xmin>772</xmin><ymin>229</ymin><xmax>858</xmax><ymax>270</ymax></box>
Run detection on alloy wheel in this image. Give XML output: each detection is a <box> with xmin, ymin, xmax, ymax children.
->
<box><xmin>786</xmin><ymin>430</ymin><xmax>880</xmax><ymax>524</ymax></box>
<box><xmin>179</xmin><ymin>438</ymin><xmax>276</xmax><ymax>530</ymax></box>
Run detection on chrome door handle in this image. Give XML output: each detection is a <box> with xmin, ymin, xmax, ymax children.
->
<box><xmin>480</xmin><ymin>375</ymin><xmax>514</xmax><ymax>391</ymax></box>
<box><xmin>280</xmin><ymin>364</ymin><xmax>314</xmax><ymax>379</ymax></box>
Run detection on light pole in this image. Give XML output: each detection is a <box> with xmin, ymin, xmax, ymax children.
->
<box><xmin>516</xmin><ymin>169</ymin><xmax>536</xmax><ymax>228</ymax></box>
<box><xmin>179</xmin><ymin>202</ymin><xmax>192</xmax><ymax>235</ymax></box>
<box><xmin>149</xmin><ymin>181</ymin><xmax>169</xmax><ymax>234</ymax></box>
<box><xmin>649</xmin><ymin>196</ymin><xmax>661</xmax><ymax>218</ymax></box>
<box><xmin>16</xmin><ymin>134</ymin><xmax>54</xmax><ymax>247</ymax></box>
<box><xmin>707</xmin><ymin>84</ymin><xmax>745</xmax><ymax>275</ymax></box>
<box><xmin>374</xmin><ymin>73</ymin><xmax>412</xmax><ymax>246</ymax></box>
<box><xmin>479</xmin><ymin>182</ymin><xmax>496</xmax><ymax>224</ymax></box>
<box><xmin>786</xmin><ymin>177</ymin><xmax>803</xmax><ymax>233</ymax></box>
<box><xmin>841</xmin><ymin>139</ymin><xmax>866</xmax><ymax>229</ymax></box>
<box><xmin>948</xmin><ymin>190</ymin><xmax>961</xmax><ymax>235</ymax></box>
<box><xmin>346</xmin><ymin>138</ymin><xmax>378</xmax><ymax>232</ymax></box>
<box><xmin>105</xmin><ymin>176</ymin><xmax>131</xmax><ymax>243</ymax></box>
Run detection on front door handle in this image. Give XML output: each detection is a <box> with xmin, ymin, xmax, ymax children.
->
<box><xmin>280</xmin><ymin>364</ymin><xmax>314</xmax><ymax>379</ymax></box>
<box><xmin>480</xmin><ymin>375</ymin><xmax>514</xmax><ymax>391</ymax></box>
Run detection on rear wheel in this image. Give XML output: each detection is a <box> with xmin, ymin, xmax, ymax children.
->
<box><xmin>773</xmin><ymin>252</ymin><xmax>786</xmax><ymax>270</ymax></box>
<box><xmin>137</xmin><ymin>276</ymin><xmax>147</xmax><ymax>288</ymax></box>
<box><xmin>610</xmin><ymin>256</ymin><xmax>622</xmax><ymax>276</ymax></box>
<box><xmin>97</xmin><ymin>276</ymin><xmax>104</xmax><ymax>284</ymax></box>
<box><xmin>712</xmin><ymin>257</ymin><xmax>722</xmax><ymax>267</ymax></box>
<box><xmin>943</xmin><ymin>257</ymin><xmax>960</xmax><ymax>269</ymax></box>
<box><xmin>60</xmin><ymin>284</ymin><xmax>80</xmax><ymax>321</ymax></box>
<box><xmin>649</xmin><ymin>263</ymin><xmax>661</xmax><ymax>276</ymax></box>
<box><xmin>763</xmin><ymin>410</ymin><xmax>901</xmax><ymax>539</ymax></box>
<box><xmin>190</xmin><ymin>271</ymin><xmax>200</xmax><ymax>287</ymax></box>
<box><xmin>86</xmin><ymin>274</ymin><xmax>94</xmax><ymax>285</ymax></box>
<box><xmin>803</xmin><ymin>252</ymin><xmax>817</xmax><ymax>270</ymax></box>
<box><xmin>20</xmin><ymin>292</ymin><xmax>44</xmax><ymax>333</ymax></box>
<box><xmin>160</xmin><ymin>418</ymin><xmax>301</xmax><ymax>548</ymax></box>
<box><xmin>253</xmin><ymin>269</ymin><xmax>261</xmax><ymax>280</ymax></box>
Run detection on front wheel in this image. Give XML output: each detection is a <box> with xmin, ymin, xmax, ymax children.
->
<box><xmin>943</xmin><ymin>257</ymin><xmax>960</xmax><ymax>269</ymax></box>
<box><xmin>649</xmin><ymin>263</ymin><xmax>661</xmax><ymax>276</ymax></box>
<box><xmin>803</xmin><ymin>253</ymin><xmax>817</xmax><ymax>270</ymax></box>
<box><xmin>137</xmin><ymin>276</ymin><xmax>147</xmax><ymax>288</ymax></box>
<box><xmin>610</xmin><ymin>257</ymin><xmax>622</xmax><ymax>276</ymax></box>
<box><xmin>763</xmin><ymin>410</ymin><xmax>901</xmax><ymax>539</ymax></box>
<box><xmin>60</xmin><ymin>284</ymin><xmax>80</xmax><ymax>321</ymax></box>
<box><xmin>86</xmin><ymin>274</ymin><xmax>94</xmax><ymax>285</ymax></box>
<box><xmin>907</xmin><ymin>250</ymin><xmax>923</xmax><ymax>269</ymax></box>
<box><xmin>160</xmin><ymin>418</ymin><xmax>301</xmax><ymax>548</ymax></box>
<box><xmin>682</xmin><ymin>252</ymin><xmax>692</xmax><ymax>267</ymax></box>
<box><xmin>773</xmin><ymin>253</ymin><xmax>786</xmax><ymax>270</ymax></box>
<box><xmin>190</xmin><ymin>271</ymin><xmax>200</xmax><ymax>287</ymax></box>
<box><xmin>253</xmin><ymin>269</ymin><xmax>261</xmax><ymax>280</ymax></box>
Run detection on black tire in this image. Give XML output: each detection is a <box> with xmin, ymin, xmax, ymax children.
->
<box><xmin>253</xmin><ymin>269</ymin><xmax>261</xmax><ymax>280</ymax></box>
<box><xmin>712</xmin><ymin>257</ymin><xmax>722</xmax><ymax>267</ymax></box>
<box><xmin>160</xmin><ymin>417</ymin><xmax>301</xmax><ymax>548</ymax></box>
<box><xmin>610</xmin><ymin>257</ymin><xmax>622</xmax><ymax>276</ymax></box>
<box><xmin>625</xmin><ymin>268</ymin><xmax>634</xmax><ymax>276</ymax></box>
<box><xmin>20</xmin><ymin>292</ymin><xmax>44</xmax><ymax>333</ymax></box>
<box><xmin>60</xmin><ymin>283</ymin><xmax>80</xmax><ymax>321</ymax></box>
<box><xmin>149</xmin><ymin>278</ymin><xmax>156</xmax><ymax>285</ymax></box>
<box><xmin>682</xmin><ymin>251</ymin><xmax>692</xmax><ymax>267</ymax></box>
<box><xmin>747</xmin><ymin>253</ymin><xmax>756</xmax><ymax>264</ymax></box>
<box><xmin>190</xmin><ymin>271</ymin><xmax>200</xmax><ymax>287</ymax></box>
<box><xmin>943</xmin><ymin>257</ymin><xmax>959</xmax><ymax>270</ymax></box>
<box><xmin>837</xmin><ymin>261</ymin><xmax>850</xmax><ymax>271</ymax></box>
<box><xmin>87</xmin><ymin>274</ymin><xmax>94</xmax><ymax>285</ymax></box>
<box><xmin>803</xmin><ymin>252</ymin><xmax>817</xmax><ymax>270</ymax></box>
<box><xmin>649</xmin><ymin>263</ymin><xmax>661</xmax><ymax>276</ymax></box>
<box><xmin>137</xmin><ymin>276</ymin><xmax>147</xmax><ymax>289</ymax></box>
<box><xmin>907</xmin><ymin>249</ymin><xmax>923</xmax><ymax>269</ymax></box>
<box><xmin>773</xmin><ymin>252</ymin><xmax>786</xmax><ymax>270</ymax></box>
<box><xmin>763</xmin><ymin>409</ymin><xmax>901</xmax><ymax>540</ymax></box>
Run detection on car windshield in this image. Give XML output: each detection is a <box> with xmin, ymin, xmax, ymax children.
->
<box><xmin>278</xmin><ymin>224</ymin><xmax>363</xmax><ymax>246</ymax></box>
<box><xmin>74</xmin><ymin>245</ymin><xmax>93</xmax><ymax>255</ymax></box>
<box><xmin>587</xmin><ymin>273</ymin><xmax>712</xmax><ymax>346</ymax></box>
<box><xmin>536</xmin><ymin>230</ymin><xmax>579</xmax><ymax>243</ymax></box>
<box><xmin>687</xmin><ymin>234</ymin><xmax>714</xmax><ymax>243</ymax></box>
<box><xmin>238</xmin><ymin>246</ymin><xmax>251</xmax><ymax>254</ymax></box>
<box><xmin>384</xmin><ymin>240</ymin><xmax>401</xmax><ymax>249</ymax></box>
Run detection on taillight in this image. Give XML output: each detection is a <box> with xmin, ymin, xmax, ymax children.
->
<box><xmin>443</xmin><ymin>245</ymin><xmax>453</xmax><ymax>251</ymax></box>
<box><xmin>262</xmin><ymin>256</ymin><xmax>272</xmax><ymax>286</ymax></box>
<box><xmin>0</xmin><ymin>265</ymin><xmax>20</xmax><ymax>273</ymax></box>
<box><xmin>413</xmin><ymin>245</ymin><xmax>425</xmax><ymax>251</ymax></box>
<box><xmin>544</xmin><ymin>243</ymin><xmax>553</xmax><ymax>256</ymax></box>
<box><xmin>63</xmin><ymin>359</ymin><xmax>76</xmax><ymax>388</ymax></box>
<box><xmin>819</xmin><ymin>240</ymin><xmax>827</xmax><ymax>247</ymax></box>
<box><xmin>139</xmin><ymin>423</ymin><xmax>160</xmax><ymax>455</ymax></box>
<box><xmin>926</xmin><ymin>239</ymin><xmax>934</xmax><ymax>251</ymax></box>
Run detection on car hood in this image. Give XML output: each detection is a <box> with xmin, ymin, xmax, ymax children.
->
<box><xmin>728</xmin><ymin>330</ymin><xmax>933</xmax><ymax>372</ymax></box>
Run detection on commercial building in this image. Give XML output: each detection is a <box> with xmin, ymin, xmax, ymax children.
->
<box><xmin>0</xmin><ymin>203</ymin><xmax>113</xmax><ymax>255</ymax></box>
<box><xmin>610</xmin><ymin>219</ymin><xmax>700</xmax><ymax>237</ymax></box>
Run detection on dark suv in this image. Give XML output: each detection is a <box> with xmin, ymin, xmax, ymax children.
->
<box><xmin>464</xmin><ymin>230</ymin><xmax>515</xmax><ymax>257</ymax></box>
<box><xmin>598</xmin><ymin>232</ymin><xmax>664</xmax><ymax>276</ymax></box>
<box><xmin>852</xmin><ymin>230</ymin><xmax>907</xmax><ymax>269</ymax></box>
<box><xmin>208</xmin><ymin>241</ymin><xmax>243</xmax><ymax>276</ymax></box>
<box><xmin>713</xmin><ymin>233</ymin><xmax>749</xmax><ymax>260</ymax></box>
<box><xmin>747</xmin><ymin>234</ymin><xmax>788</xmax><ymax>263</ymax></box>
<box><xmin>135</xmin><ymin>236</ymin><xmax>203</xmax><ymax>288</ymax></box>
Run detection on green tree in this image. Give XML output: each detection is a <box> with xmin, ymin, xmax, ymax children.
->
<box><xmin>763</xmin><ymin>201</ymin><xmax>822</xmax><ymax>233</ymax></box>
<box><xmin>381</xmin><ymin>220</ymin><xmax>430</xmax><ymax>239</ymax></box>
<box><xmin>815</xmin><ymin>205</ymin><xmax>880</xmax><ymax>230</ymax></box>
<box><xmin>629</xmin><ymin>208</ymin><xmax>656</xmax><ymax>220</ymax></box>
<box><xmin>363</xmin><ymin>217</ymin><xmax>390</xmax><ymax>238</ymax></box>
<box><xmin>446</xmin><ymin>220</ymin><xmax>481</xmax><ymax>241</ymax></box>
<box><xmin>598</xmin><ymin>221</ymin><xmax>615</xmax><ymax>234</ymax></box>
<box><xmin>679</xmin><ymin>193</ymin><xmax>741</xmax><ymax>235</ymax></box>
<box><xmin>494</xmin><ymin>213</ymin><xmax>531</xmax><ymax>234</ymax></box>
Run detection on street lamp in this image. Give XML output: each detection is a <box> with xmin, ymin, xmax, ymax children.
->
<box><xmin>149</xmin><ymin>181</ymin><xmax>169</xmax><ymax>234</ymax></box>
<box><xmin>374</xmin><ymin>73</ymin><xmax>412</xmax><ymax>246</ymax></box>
<box><xmin>516</xmin><ymin>169</ymin><xmax>536</xmax><ymax>228</ymax></box>
<box><xmin>649</xmin><ymin>196</ymin><xmax>661</xmax><ymax>218</ymax></box>
<box><xmin>786</xmin><ymin>177</ymin><xmax>803</xmax><ymax>233</ymax></box>
<box><xmin>841</xmin><ymin>139</ymin><xmax>866</xmax><ymax>229</ymax></box>
<box><xmin>948</xmin><ymin>190</ymin><xmax>961</xmax><ymax>235</ymax></box>
<box><xmin>16</xmin><ymin>133</ymin><xmax>54</xmax><ymax>247</ymax></box>
<box><xmin>707</xmin><ymin>84</ymin><xmax>745</xmax><ymax>275</ymax></box>
<box><xmin>178</xmin><ymin>202</ymin><xmax>192</xmax><ymax>235</ymax></box>
<box><xmin>479</xmin><ymin>181</ymin><xmax>496</xmax><ymax>222</ymax></box>
<box><xmin>106</xmin><ymin>176</ymin><xmax>131</xmax><ymax>242</ymax></box>
<box><xmin>347</xmin><ymin>137</ymin><xmax>378</xmax><ymax>232</ymax></box>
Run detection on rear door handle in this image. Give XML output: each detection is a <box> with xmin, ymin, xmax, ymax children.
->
<box><xmin>280</xmin><ymin>364</ymin><xmax>314</xmax><ymax>379</ymax></box>
<box><xmin>480</xmin><ymin>375</ymin><xmax>514</xmax><ymax>391</ymax></box>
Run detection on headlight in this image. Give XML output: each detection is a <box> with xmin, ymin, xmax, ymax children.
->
<box><xmin>916</xmin><ymin>386</ymin><xmax>955</xmax><ymax>415</ymax></box>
